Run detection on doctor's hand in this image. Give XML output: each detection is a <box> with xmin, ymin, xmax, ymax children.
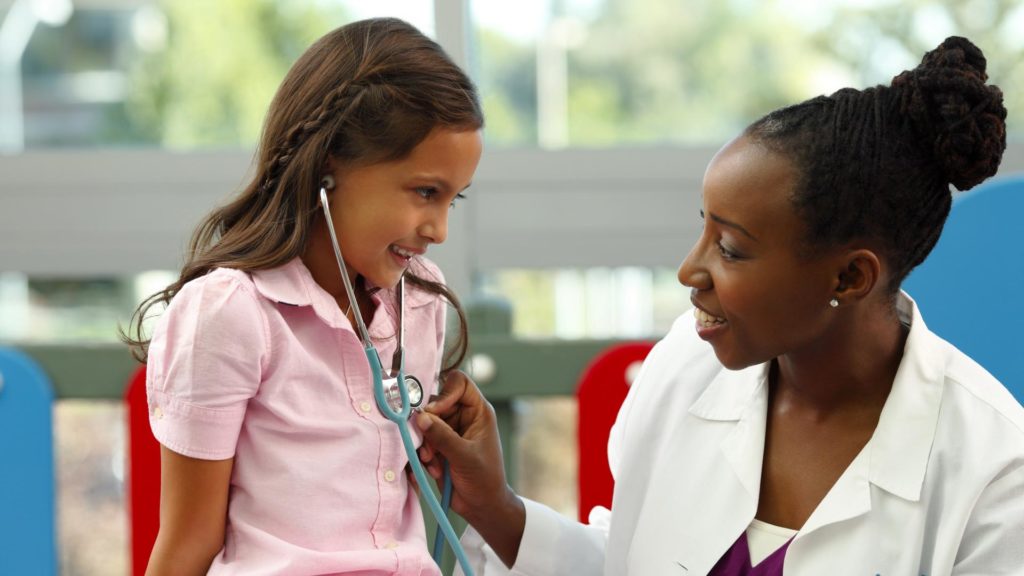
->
<box><xmin>415</xmin><ymin>370</ymin><xmax>525</xmax><ymax>568</ymax></box>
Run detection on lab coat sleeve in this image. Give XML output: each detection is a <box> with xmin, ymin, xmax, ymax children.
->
<box><xmin>952</xmin><ymin>462</ymin><xmax>1024</xmax><ymax>575</ymax></box>
<box><xmin>455</xmin><ymin>333</ymin><xmax>657</xmax><ymax>576</ymax></box>
<box><xmin>456</xmin><ymin>499</ymin><xmax>609</xmax><ymax>576</ymax></box>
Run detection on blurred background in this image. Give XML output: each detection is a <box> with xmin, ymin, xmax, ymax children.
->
<box><xmin>1</xmin><ymin>0</ymin><xmax>1022</xmax><ymax>573</ymax></box>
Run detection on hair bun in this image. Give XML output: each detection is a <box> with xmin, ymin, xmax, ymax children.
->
<box><xmin>891</xmin><ymin>36</ymin><xmax>1007</xmax><ymax>191</ymax></box>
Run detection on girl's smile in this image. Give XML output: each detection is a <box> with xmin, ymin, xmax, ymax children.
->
<box><xmin>307</xmin><ymin>126</ymin><xmax>483</xmax><ymax>296</ymax></box>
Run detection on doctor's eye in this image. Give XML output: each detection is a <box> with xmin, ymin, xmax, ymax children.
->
<box><xmin>717</xmin><ymin>241</ymin><xmax>743</xmax><ymax>261</ymax></box>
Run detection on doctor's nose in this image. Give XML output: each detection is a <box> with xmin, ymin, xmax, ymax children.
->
<box><xmin>677</xmin><ymin>243</ymin><xmax>711</xmax><ymax>291</ymax></box>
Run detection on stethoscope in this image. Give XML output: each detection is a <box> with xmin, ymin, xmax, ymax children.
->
<box><xmin>319</xmin><ymin>186</ymin><xmax>474</xmax><ymax>576</ymax></box>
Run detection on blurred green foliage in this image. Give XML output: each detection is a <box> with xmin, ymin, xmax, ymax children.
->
<box><xmin>475</xmin><ymin>0</ymin><xmax>1022</xmax><ymax>147</ymax></box>
<box><xmin>127</xmin><ymin>0</ymin><xmax>344</xmax><ymax>148</ymax></box>
<box><xmin>21</xmin><ymin>0</ymin><xmax>1019</xmax><ymax>148</ymax></box>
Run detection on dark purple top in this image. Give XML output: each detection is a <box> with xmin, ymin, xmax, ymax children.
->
<box><xmin>707</xmin><ymin>531</ymin><xmax>793</xmax><ymax>576</ymax></box>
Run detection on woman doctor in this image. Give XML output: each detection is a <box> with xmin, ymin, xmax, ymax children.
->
<box><xmin>414</xmin><ymin>36</ymin><xmax>1024</xmax><ymax>575</ymax></box>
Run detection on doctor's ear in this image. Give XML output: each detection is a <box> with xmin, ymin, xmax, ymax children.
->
<box><xmin>833</xmin><ymin>249</ymin><xmax>881</xmax><ymax>304</ymax></box>
<box><xmin>320</xmin><ymin>174</ymin><xmax>336</xmax><ymax>191</ymax></box>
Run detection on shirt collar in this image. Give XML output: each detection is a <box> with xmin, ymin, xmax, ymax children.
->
<box><xmin>687</xmin><ymin>291</ymin><xmax>943</xmax><ymax>501</ymax></box>
<box><xmin>688</xmin><ymin>362</ymin><xmax>769</xmax><ymax>421</ymax></box>
<box><xmin>250</xmin><ymin>257</ymin><xmax>435</xmax><ymax>330</ymax></box>
<box><xmin>867</xmin><ymin>291</ymin><xmax>943</xmax><ymax>501</ymax></box>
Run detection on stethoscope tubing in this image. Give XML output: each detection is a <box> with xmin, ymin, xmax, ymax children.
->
<box><xmin>367</xmin><ymin>347</ymin><xmax>473</xmax><ymax>574</ymax></box>
<box><xmin>320</xmin><ymin>188</ymin><xmax>474</xmax><ymax>575</ymax></box>
<box><xmin>432</xmin><ymin>461</ymin><xmax>454</xmax><ymax>561</ymax></box>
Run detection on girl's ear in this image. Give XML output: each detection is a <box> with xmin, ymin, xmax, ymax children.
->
<box><xmin>321</xmin><ymin>174</ymin><xmax>336</xmax><ymax>190</ymax></box>
<box><xmin>321</xmin><ymin>156</ymin><xmax>339</xmax><ymax>191</ymax></box>
<box><xmin>833</xmin><ymin>249</ymin><xmax>881</xmax><ymax>304</ymax></box>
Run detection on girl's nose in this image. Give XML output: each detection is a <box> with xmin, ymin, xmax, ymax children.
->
<box><xmin>419</xmin><ymin>210</ymin><xmax>448</xmax><ymax>244</ymax></box>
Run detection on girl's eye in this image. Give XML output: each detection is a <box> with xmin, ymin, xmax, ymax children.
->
<box><xmin>415</xmin><ymin>187</ymin><xmax>437</xmax><ymax>199</ymax></box>
<box><xmin>450</xmin><ymin>192</ymin><xmax>466</xmax><ymax>209</ymax></box>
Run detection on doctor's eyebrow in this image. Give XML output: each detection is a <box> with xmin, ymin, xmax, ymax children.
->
<box><xmin>700</xmin><ymin>209</ymin><xmax>759</xmax><ymax>242</ymax></box>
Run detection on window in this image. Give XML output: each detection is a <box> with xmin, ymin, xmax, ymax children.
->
<box><xmin>10</xmin><ymin>0</ymin><xmax>433</xmax><ymax>151</ymax></box>
<box><xmin>471</xmin><ymin>0</ymin><xmax>1024</xmax><ymax>148</ymax></box>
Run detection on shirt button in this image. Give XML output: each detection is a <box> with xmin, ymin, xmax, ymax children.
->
<box><xmin>384</xmin><ymin>470</ymin><xmax>396</xmax><ymax>482</ymax></box>
<box><xmin>360</xmin><ymin>401</ymin><xmax>372</xmax><ymax>413</ymax></box>
<box><xmin>385</xmin><ymin>541</ymin><xmax>399</xmax><ymax>549</ymax></box>
<box><xmin>153</xmin><ymin>406</ymin><xmax>163</xmax><ymax>420</ymax></box>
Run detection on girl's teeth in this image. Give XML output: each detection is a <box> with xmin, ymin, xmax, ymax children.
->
<box><xmin>391</xmin><ymin>246</ymin><xmax>414</xmax><ymax>258</ymax></box>
<box><xmin>694</xmin><ymin>308</ymin><xmax>726</xmax><ymax>327</ymax></box>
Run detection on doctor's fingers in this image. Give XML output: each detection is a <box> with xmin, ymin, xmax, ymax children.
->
<box><xmin>405</xmin><ymin>465</ymin><xmax>424</xmax><ymax>497</ymax></box>
<box><xmin>422</xmin><ymin>416</ymin><xmax>511</xmax><ymax>521</ymax></box>
<box><xmin>416</xmin><ymin>440</ymin><xmax>445</xmax><ymax>480</ymax></box>
<box><xmin>415</xmin><ymin>409</ymin><xmax>490</xmax><ymax>468</ymax></box>
<box><xmin>427</xmin><ymin>370</ymin><xmax>484</xmax><ymax>419</ymax></box>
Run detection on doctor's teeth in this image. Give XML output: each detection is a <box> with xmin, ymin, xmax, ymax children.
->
<box><xmin>694</xmin><ymin>308</ymin><xmax>726</xmax><ymax>327</ymax></box>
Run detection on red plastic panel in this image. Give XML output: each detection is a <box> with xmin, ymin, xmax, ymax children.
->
<box><xmin>575</xmin><ymin>342</ymin><xmax>653</xmax><ymax>523</ymax></box>
<box><xmin>125</xmin><ymin>365</ymin><xmax>160</xmax><ymax>576</ymax></box>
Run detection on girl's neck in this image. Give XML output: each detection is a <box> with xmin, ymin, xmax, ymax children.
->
<box><xmin>302</xmin><ymin>220</ymin><xmax>359</xmax><ymax>317</ymax></box>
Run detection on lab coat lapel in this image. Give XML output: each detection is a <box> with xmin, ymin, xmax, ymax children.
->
<box><xmin>794</xmin><ymin>294</ymin><xmax>941</xmax><ymax>543</ymax></box>
<box><xmin>797</xmin><ymin>448</ymin><xmax>872</xmax><ymax>537</ymax></box>
<box><xmin>628</xmin><ymin>364</ymin><xmax>769</xmax><ymax>575</ymax></box>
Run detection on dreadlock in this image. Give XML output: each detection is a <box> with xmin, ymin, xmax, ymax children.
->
<box><xmin>746</xmin><ymin>36</ymin><xmax>1006</xmax><ymax>293</ymax></box>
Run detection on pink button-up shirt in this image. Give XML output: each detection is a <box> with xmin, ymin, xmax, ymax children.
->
<box><xmin>147</xmin><ymin>256</ymin><xmax>447</xmax><ymax>575</ymax></box>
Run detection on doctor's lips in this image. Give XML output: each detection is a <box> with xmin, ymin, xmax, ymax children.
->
<box><xmin>693</xmin><ymin>306</ymin><xmax>726</xmax><ymax>328</ymax></box>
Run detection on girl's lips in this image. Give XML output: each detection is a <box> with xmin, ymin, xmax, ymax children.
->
<box><xmin>388</xmin><ymin>244</ymin><xmax>423</xmax><ymax>267</ymax></box>
<box><xmin>389</xmin><ymin>249</ymin><xmax>412</xmax><ymax>267</ymax></box>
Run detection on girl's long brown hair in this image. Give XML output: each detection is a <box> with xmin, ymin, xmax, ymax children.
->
<box><xmin>123</xmin><ymin>18</ymin><xmax>483</xmax><ymax>373</ymax></box>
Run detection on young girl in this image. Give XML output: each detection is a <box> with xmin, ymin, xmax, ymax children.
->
<box><xmin>124</xmin><ymin>18</ymin><xmax>483</xmax><ymax>575</ymax></box>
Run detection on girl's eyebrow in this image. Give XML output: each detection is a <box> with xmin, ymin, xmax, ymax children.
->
<box><xmin>410</xmin><ymin>173</ymin><xmax>473</xmax><ymax>192</ymax></box>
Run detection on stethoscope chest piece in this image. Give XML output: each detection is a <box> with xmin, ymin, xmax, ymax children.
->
<box><xmin>384</xmin><ymin>374</ymin><xmax>423</xmax><ymax>414</ymax></box>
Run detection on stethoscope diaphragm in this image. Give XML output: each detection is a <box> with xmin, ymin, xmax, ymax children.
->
<box><xmin>384</xmin><ymin>374</ymin><xmax>423</xmax><ymax>414</ymax></box>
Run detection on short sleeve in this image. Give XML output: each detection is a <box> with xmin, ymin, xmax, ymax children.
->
<box><xmin>146</xmin><ymin>270</ymin><xmax>268</xmax><ymax>460</ymax></box>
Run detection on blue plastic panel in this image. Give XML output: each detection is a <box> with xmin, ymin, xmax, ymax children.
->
<box><xmin>904</xmin><ymin>176</ymin><xmax>1024</xmax><ymax>404</ymax></box>
<box><xmin>0</xmin><ymin>347</ymin><xmax>56</xmax><ymax>574</ymax></box>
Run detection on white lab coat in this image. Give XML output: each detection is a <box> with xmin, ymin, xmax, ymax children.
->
<box><xmin>459</xmin><ymin>293</ymin><xmax>1024</xmax><ymax>575</ymax></box>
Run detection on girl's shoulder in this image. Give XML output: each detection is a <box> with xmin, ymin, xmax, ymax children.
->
<box><xmin>163</xmin><ymin>267</ymin><xmax>267</xmax><ymax>337</ymax></box>
<box><xmin>174</xmin><ymin>267</ymin><xmax>262</xmax><ymax>309</ymax></box>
